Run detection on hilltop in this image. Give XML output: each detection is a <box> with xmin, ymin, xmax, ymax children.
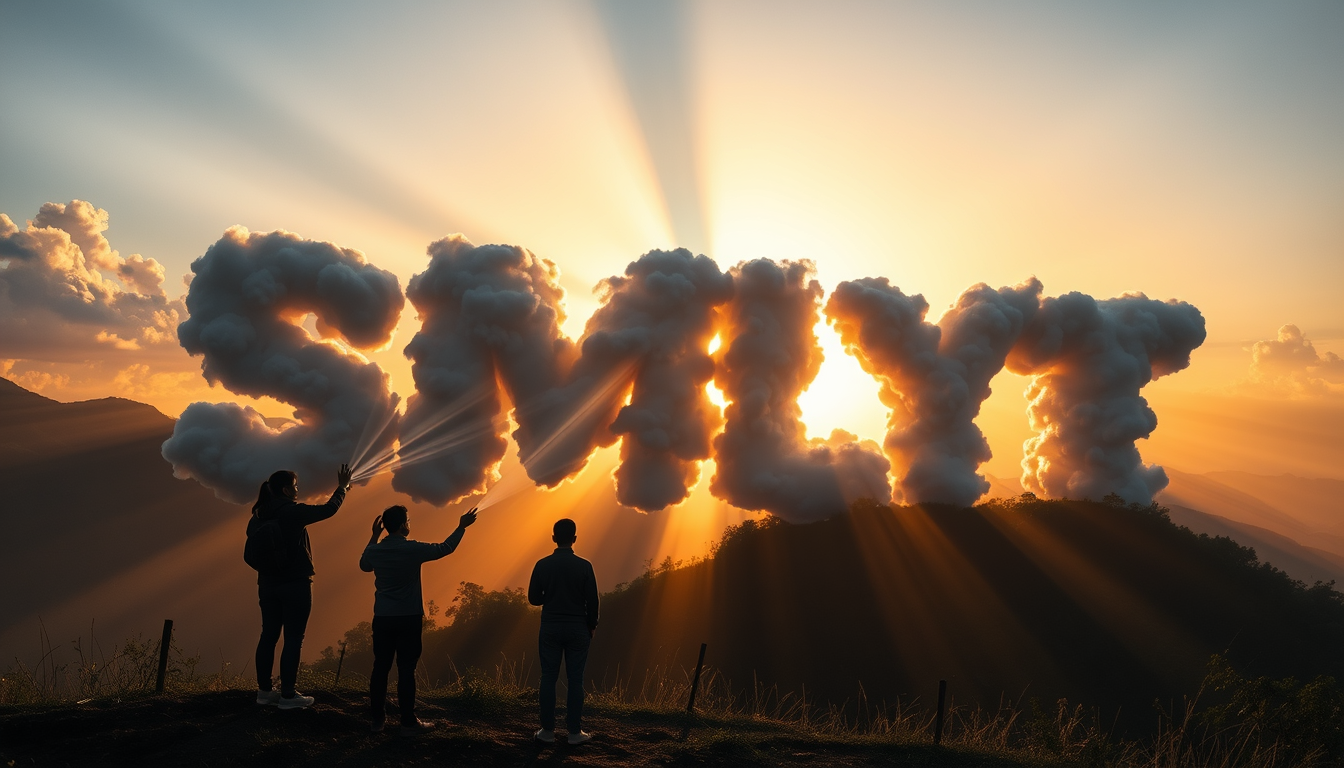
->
<box><xmin>315</xmin><ymin>497</ymin><xmax>1344</xmax><ymax>736</ymax></box>
<box><xmin>0</xmin><ymin>684</ymin><xmax>1042</xmax><ymax>768</ymax></box>
<box><xmin>5</xmin><ymin>375</ymin><xmax>1344</xmax><ymax>739</ymax></box>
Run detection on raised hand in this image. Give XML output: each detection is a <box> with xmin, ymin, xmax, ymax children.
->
<box><xmin>338</xmin><ymin>463</ymin><xmax>353</xmax><ymax>488</ymax></box>
<box><xmin>459</xmin><ymin>507</ymin><xmax>479</xmax><ymax>529</ymax></box>
<box><xmin>371</xmin><ymin>514</ymin><xmax>383</xmax><ymax>536</ymax></box>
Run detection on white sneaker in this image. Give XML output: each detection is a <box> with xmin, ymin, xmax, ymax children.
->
<box><xmin>401</xmin><ymin>718</ymin><xmax>437</xmax><ymax>733</ymax></box>
<box><xmin>256</xmin><ymin>690</ymin><xmax>281</xmax><ymax>706</ymax></box>
<box><xmin>276</xmin><ymin>692</ymin><xmax>315</xmax><ymax>710</ymax></box>
<box><xmin>567</xmin><ymin>730</ymin><xmax>593</xmax><ymax>745</ymax></box>
<box><xmin>534</xmin><ymin>728</ymin><xmax>555</xmax><ymax>743</ymax></box>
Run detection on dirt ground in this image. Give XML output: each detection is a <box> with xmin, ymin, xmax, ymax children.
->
<box><xmin>0</xmin><ymin>688</ymin><xmax>1036</xmax><ymax>767</ymax></box>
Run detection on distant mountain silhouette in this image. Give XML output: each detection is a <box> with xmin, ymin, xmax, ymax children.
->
<box><xmin>1161</xmin><ymin>467</ymin><xmax>1344</xmax><ymax>563</ymax></box>
<box><xmin>1203</xmin><ymin>471</ymin><xmax>1344</xmax><ymax>539</ymax></box>
<box><xmin>0</xmin><ymin>378</ymin><xmax>256</xmax><ymax>662</ymax></box>
<box><xmin>1162</xmin><ymin>503</ymin><xmax>1344</xmax><ymax>586</ymax></box>
<box><xmin>986</xmin><ymin>469</ymin><xmax>1344</xmax><ymax>585</ymax></box>
<box><xmin>0</xmin><ymin>377</ymin><xmax>237</xmax><ymax>618</ymax></box>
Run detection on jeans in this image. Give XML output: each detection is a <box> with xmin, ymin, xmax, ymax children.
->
<box><xmin>256</xmin><ymin>580</ymin><xmax>312</xmax><ymax>696</ymax></box>
<box><xmin>538</xmin><ymin>621</ymin><xmax>591</xmax><ymax>732</ymax></box>
<box><xmin>370</xmin><ymin>614</ymin><xmax>423</xmax><ymax>724</ymax></box>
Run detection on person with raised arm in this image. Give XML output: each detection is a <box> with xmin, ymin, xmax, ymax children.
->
<box><xmin>249</xmin><ymin>463</ymin><xmax>353</xmax><ymax>710</ymax></box>
<box><xmin>528</xmin><ymin>518</ymin><xmax>600</xmax><ymax>745</ymax></box>
<box><xmin>360</xmin><ymin>504</ymin><xmax>478</xmax><ymax>733</ymax></box>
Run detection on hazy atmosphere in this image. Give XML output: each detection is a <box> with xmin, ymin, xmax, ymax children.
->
<box><xmin>2</xmin><ymin>4</ymin><xmax>1342</xmax><ymax>763</ymax></box>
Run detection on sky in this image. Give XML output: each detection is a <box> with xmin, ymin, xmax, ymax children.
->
<box><xmin>5</xmin><ymin>0</ymin><xmax>1344</xmax><ymax>669</ymax></box>
<box><xmin>2</xmin><ymin>0</ymin><xmax>1342</xmax><ymax>485</ymax></box>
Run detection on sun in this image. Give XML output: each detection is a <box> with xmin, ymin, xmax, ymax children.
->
<box><xmin>796</xmin><ymin>319</ymin><xmax>888</xmax><ymax>444</ymax></box>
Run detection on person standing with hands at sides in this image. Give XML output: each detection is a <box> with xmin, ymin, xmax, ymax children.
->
<box><xmin>360</xmin><ymin>505</ymin><xmax>478</xmax><ymax>733</ymax></box>
<box><xmin>528</xmin><ymin>518</ymin><xmax>599</xmax><ymax>745</ymax></box>
<box><xmin>250</xmin><ymin>463</ymin><xmax>353</xmax><ymax>710</ymax></box>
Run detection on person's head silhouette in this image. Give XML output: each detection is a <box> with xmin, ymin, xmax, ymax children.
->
<box><xmin>552</xmin><ymin>518</ymin><xmax>576</xmax><ymax>547</ymax></box>
<box><xmin>269</xmin><ymin>470</ymin><xmax>298</xmax><ymax>499</ymax></box>
<box><xmin>382</xmin><ymin>505</ymin><xmax>410</xmax><ymax>536</ymax></box>
<box><xmin>253</xmin><ymin>470</ymin><xmax>297</xmax><ymax>513</ymax></box>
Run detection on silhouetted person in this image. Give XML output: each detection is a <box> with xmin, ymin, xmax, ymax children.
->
<box><xmin>528</xmin><ymin>518</ymin><xmax>599</xmax><ymax>745</ymax></box>
<box><xmin>360</xmin><ymin>504</ymin><xmax>477</xmax><ymax>733</ymax></box>
<box><xmin>250</xmin><ymin>463</ymin><xmax>352</xmax><ymax>709</ymax></box>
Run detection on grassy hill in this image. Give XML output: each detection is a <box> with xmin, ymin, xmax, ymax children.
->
<box><xmin>315</xmin><ymin>497</ymin><xmax>1344</xmax><ymax>737</ymax></box>
<box><xmin>0</xmin><ymin>681</ymin><xmax>1093</xmax><ymax>768</ymax></box>
<box><xmin>6</xmin><ymin>375</ymin><xmax>1344</xmax><ymax>747</ymax></box>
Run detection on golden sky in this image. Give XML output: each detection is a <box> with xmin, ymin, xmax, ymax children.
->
<box><xmin>5</xmin><ymin>4</ymin><xmax>1344</xmax><ymax>669</ymax></box>
<box><xmin>1</xmin><ymin>1</ymin><xmax>1341</xmax><ymax>496</ymax></box>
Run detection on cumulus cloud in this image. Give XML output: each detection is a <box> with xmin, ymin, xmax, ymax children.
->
<box><xmin>575</xmin><ymin>248</ymin><xmax>732</xmax><ymax>510</ymax></box>
<box><xmin>1006</xmin><ymin>292</ymin><xmax>1206</xmax><ymax>505</ymax></box>
<box><xmin>1242</xmin><ymin>324</ymin><xmax>1344</xmax><ymax>397</ymax></box>
<box><xmin>117</xmin><ymin>253</ymin><xmax>167</xmax><ymax>295</ymax></box>
<box><xmin>391</xmin><ymin>236</ymin><xmax>566</xmax><ymax>505</ymax></box>
<box><xmin>31</xmin><ymin>200</ymin><xmax>118</xmax><ymax>271</ymax></box>
<box><xmin>0</xmin><ymin>359</ymin><xmax>71</xmax><ymax>393</ymax></box>
<box><xmin>0</xmin><ymin>201</ymin><xmax>183</xmax><ymax>363</ymax></box>
<box><xmin>161</xmin><ymin>226</ymin><xmax>404</xmax><ymax>504</ymax></box>
<box><xmin>392</xmin><ymin>238</ymin><xmax>731</xmax><ymax>511</ymax></box>
<box><xmin>111</xmin><ymin>363</ymin><xmax>200</xmax><ymax>402</ymax></box>
<box><xmin>710</xmin><ymin>259</ymin><xmax>891</xmax><ymax>522</ymax></box>
<box><xmin>826</xmin><ymin>277</ymin><xmax>1042</xmax><ymax>507</ymax></box>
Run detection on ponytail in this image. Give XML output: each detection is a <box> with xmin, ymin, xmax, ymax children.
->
<box><xmin>252</xmin><ymin>482</ymin><xmax>273</xmax><ymax>516</ymax></box>
<box><xmin>253</xmin><ymin>470</ymin><xmax>297</xmax><ymax>515</ymax></box>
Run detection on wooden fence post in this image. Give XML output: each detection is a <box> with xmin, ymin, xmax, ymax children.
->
<box><xmin>334</xmin><ymin>641</ymin><xmax>347</xmax><ymax>687</ymax></box>
<box><xmin>686</xmin><ymin>643</ymin><xmax>708</xmax><ymax>714</ymax></box>
<box><xmin>155</xmin><ymin>619</ymin><xmax>174</xmax><ymax>694</ymax></box>
<box><xmin>934</xmin><ymin>679</ymin><xmax>947</xmax><ymax>746</ymax></box>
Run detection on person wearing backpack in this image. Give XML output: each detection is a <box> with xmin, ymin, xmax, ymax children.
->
<box><xmin>248</xmin><ymin>464</ymin><xmax>353</xmax><ymax>710</ymax></box>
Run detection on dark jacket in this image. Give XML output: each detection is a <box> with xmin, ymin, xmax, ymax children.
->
<box><xmin>359</xmin><ymin>529</ymin><xmax>466</xmax><ymax>617</ymax></box>
<box><xmin>528</xmin><ymin>547</ymin><xmax>599</xmax><ymax>630</ymax></box>
<box><xmin>248</xmin><ymin>485</ymin><xmax>347</xmax><ymax>585</ymax></box>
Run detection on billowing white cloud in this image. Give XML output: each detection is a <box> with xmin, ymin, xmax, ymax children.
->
<box><xmin>581</xmin><ymin>248</ymin><xmax>732</xmax><ymax>510</ymax></box>
<box><xmin>392</xmin><ymin>238</ymin><xmax>731</xmax><ymax>511</ymax></box>
<box><xmin>1007</xmin><ymin>293</ymin><xmax>1206</xmax><ymax>504</ymax></box>
<box><xmin>710</xmin><ymin>259</ymin><xmax>891</xmax><ymax>522</ymax></box>
<box><xmin>161</xmin><ymin>226</ymin><xmax>404</xmax><ymax>504</ymax></box>
<box><xmin>0</xmin><ymin>201</ymin><xmax>183</xmax><ymax>363</ymax></box>
<box><xmin>390</xmin><ymin>236</ymin><xmax>564</xmax><ymax>505</ymax></box>
<box><xmin>826</xmin><ymin>277</ymin><xmax>1042</xmax><ymax>507</ymax></box>
<box><xmin>1243</xmin><ymin>324</ymin><xmax>1344</xmax><ymax>398</ymax></box>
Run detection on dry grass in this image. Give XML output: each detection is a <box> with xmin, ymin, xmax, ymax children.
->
<box><xmin>0</xmin><ymin>621</ymin><xmax>244</xmax><ymax>707</ymax></box>
<box><xmin>4</xmin><ymin>631</ymin><xmax>1338</xmax><ymax>768</ymax></box>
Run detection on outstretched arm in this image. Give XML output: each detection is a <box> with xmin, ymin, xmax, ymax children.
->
<box><xmin>295</xmin><ymin>464</ymin><xmax>353</xmax><ymax>525</ymax></box>
<box><xmin>418</xmin><ymin>508</ymin><xmax>478</xmax><ymax>563</ymax></box>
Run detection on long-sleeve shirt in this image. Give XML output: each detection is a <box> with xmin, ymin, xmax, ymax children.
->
<box><xmin>528</xmin><ymin>547</ymin><xmax>599</xmax><ymax>630</ymax></box>
<box><xmin>359</xmin><ymin>528</ymin><xmax>465</xmax><ymax>617</ymax></box>
<box><xmin>248</xmin><ymin>485</ymin><xmax>347</xmax><ymax>586</ymax></box>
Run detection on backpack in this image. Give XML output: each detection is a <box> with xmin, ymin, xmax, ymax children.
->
<box><xmin>244</xmin><ymin>513</ymin><xmax>286</xmax><ymax>573</ymax></box>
